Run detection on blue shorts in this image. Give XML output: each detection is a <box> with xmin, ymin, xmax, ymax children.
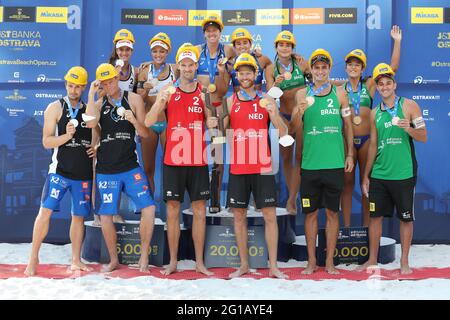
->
<box><xmin>41</xmin><ymin>174</ymin><xmax>92</xmax><ymax>217</ymax></box>
<box><xmin>95</xmin><ymin>167</ymin><xmax>155</xmax><ymax>215</ymax></box>
<box><xmin>353</xmin><ymin>135</ymin><xmax>370</xmax><ymax>151</ymax></box>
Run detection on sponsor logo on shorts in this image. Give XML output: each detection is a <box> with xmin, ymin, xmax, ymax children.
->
<box><xmin>264</xmin><ymin>198</ymin><xmax>275</xmax><ymax>203</ymax></box>
<box><xmin>79</xmin><ymin>200</ymin><xmax>88</xmax><ymax>205</ymax></box>
<box><xmin>302</xmin><ymin>198</ymin><xmax>310</xmax><ymax>207</ymax></box>
<box><xmin>166</xmin><ymin>191</ymin><xmax>173</xmax><ymax>197</ymax></box>
<box><xmin>137</xmin><ymin>191</ymin><xmax>147</xmax><ymax>198</ymax></box>
<box><xmin>85</xmin><ymin>194</ymin><xmax>90</xmax><ymax>200</ymax></box>
<box><xmin>98</xmin><ymin>181</ymin><xmax>118</xmax><ymax>189</ymax></box>
<box><xmin>411</xmin><ymin>7</ymin><xmax>443</xmax><ymax>24</ymax></box>
<box><xmin>121</xmin><ymin>9</ymin><xmax>153</xmax><ymax>25</ymax></box>
<box><xmin>200</xmin><ymin>190</ymin><xmax>210</xmax><ymax>195</ymax></box>
<box><xmin>142</xmin><ymin>185</ymin><xmax>148</xmax><ymax>191</ymax></box>
<box><xmin>103</xmin><ymin>193</ymin><xmax>113</xmax><ymax>203</ymax></box>
<box><xmin>134</xmin><ymin>173</ymin><xmax>142</xmax><ymax>181</ymax></box>
<box><xmin>82</xmin><ymin>182</ymin><xmax>89</xmax><ymax>189</ymax></box>
<box><xmin>370</xmin><ymin>202</ymin><xmax>376</xmax><ymax>212</ymax></box>
<box><xmin>325</xmin><ymin>8</ymin><xmax>357</xmax><ymax>24</ymax></box>
<box><xmin>401</xmin><ymin>211</ymin><xmax>412</xmax><ymax>219</ymax></box>
<box><xmin>229</xmin><ymin>197</ymin><xmax>235</xmax><ymax>204</ymax></box>
<box><xmin>50</xmin><ymin>188</ymin><xmax>60</xmax><ymax>199</ymax></box>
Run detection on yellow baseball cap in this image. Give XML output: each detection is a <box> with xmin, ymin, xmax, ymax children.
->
<box><xmin>345</xmin><ymin>49</ymin><xmax>367</xmax><ymax>68</ymax></box>
<box><xmin>176</xmin><ymin>43</ymin><xmax>200</xmax><ymax>63</ymax></box>
<box><xmin>96</xmin><ymin>63</ymin><xmax>119</xmax><ymax>81</ymax></box>
<box><xmin>149</xmin><ymin>32</ymin><xmax>171</xmax><ymax>51</ymax></box>
<box><xmin>309</xmin><ymin>48</ymin><xmax>333</xmax><ymax>68</ymax></box>
<box><xmin>274</xmin><ymin>30</ymin><xmax>296</xmax><ymax>48</ymax></box>
<box><xmin>201</xmin><ymin>13</ymin><xmax>224</xmax><ymax>31</ymax></box>
<box><xmin>64</xmin><ymin>66</ymin><xmax>88</xmax><ymax>85</ymax></box>
<box><xmin>234</xmin><ymin>53</ymin><xmax>258</xmax><ymax>72</ymax></box>
<box><xmin>113</xmin><ymin>29</ymin><xmax>135</xmax><ymax>43</ymax></box>
<box><xmin>231</xmin><ymin>28</ymin><xmax>252</xmax><ymax>45</ymax></box>
<box><xmin>372</xmin><ymin>63</ymin><xmax>395</xmax><ymax>82</ymax></box>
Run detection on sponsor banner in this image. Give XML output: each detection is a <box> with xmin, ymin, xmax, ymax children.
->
<box><xmin>256</xmin><ymin>8</ymin><xmax>289</xmax><ymax>25</ymax></box>
<box><xmin>411</xmin><ymin>7</ymin><xmax>443</xmax><ymax>24</ymax></box>
<box><xmin>3</xmin><ymin>7</ymin><xmax>36</xmax><ymax>23</ymax></box>
<box><xmin>154</xmin><ymin>9</ymin><xmax>187</xmax><ymax>26</ymax></box>
<box><xmin>188</xmin><ymin>10</ymin><xmax>221</xmax><ymax>27</ymax></box>
<box><xmin>222</xmin><ymin>10</ymin><xmax>255</xmax><ymax>26</ymax></box>
<box><xmin>121</xmin><ymin>8</ymin><xmax>153</xmax><ymax>25</ymax></box>
<box><xmin>36</xmin><ymin>7</ymin><xmax>68</xmax><ymax>24</ymax></box>
<box><xmin>291</xmin><ymin>8</ymin><xmax>324</xmax><ymax>25</ymax></box>
<box><xmin>324</xmin><ymin>7</ymin><xmax>357</xmax><ymax>24</ymax></box>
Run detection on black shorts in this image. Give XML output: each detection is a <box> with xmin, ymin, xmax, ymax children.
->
<box><xmin>369</xmin><ymin>177</ymin><xmax>416</xmax><ymax>222</ymax></box>
<box><xmin>300</xmin><ymin>169</ymin><xmax>344</xmax><ymax>214</ymax></box>
<box><xmin>226</xmin><ymin>173</ymin><xmax>277</xmax><ymax>209</ymax></box>
<box><xmin>163</xmin><ymin>164</ymin><xmax>210</xmax><ymax>203</ymax></box>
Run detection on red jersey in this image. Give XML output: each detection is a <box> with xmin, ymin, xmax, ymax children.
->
<box><xmin>164</xmin><ymin>83</ymin><xmax>207</xmax><ymax>166</ymax></box>
<box><xmin>229</xmin><ymin>92</ymin><xmax>272</xmax><ymax>174</ymax></box>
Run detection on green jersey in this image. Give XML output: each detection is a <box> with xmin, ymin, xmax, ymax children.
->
<box><xmin>302</xmin><ymin>85</ymin><xmax>345</xmax><ymax>170</ymax></box>
<box><xmin>371</xmin><ymin>97</ymin><xmax>417</xmax><ymax>180</ymax></box>
<box><xmin>274</xmin><ymin>58</ymin><xmax>306</xmax><ymax>91</ymax></box>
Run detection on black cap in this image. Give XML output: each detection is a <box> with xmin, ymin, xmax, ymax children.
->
<box><xmin>203</xmin><ymin>21</ymin><xmax>222</xmax><ymax>32</ymax></box>
<box><xmin>311</xmin><ymin>55</ymin><xmax>331</xmax><ymax>66</ymax></box>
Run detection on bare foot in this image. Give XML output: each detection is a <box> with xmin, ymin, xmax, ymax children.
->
<box><xmin>229</xmin><ymin>266</ymin><xmax>249</xmax><ymax>278</ymax></box>
<box><xmin>113</xmin><ymin>214</ymin><xmax>125</xmax><ymax>223</ymax></box>
<box><xmin>24</xmin><ymin>258</ymin><xmax>39</xmax><ymax>276</ymax></box>
<box><xmin>286</xmin><ymin>199</ymin><xmax>297</xmax><ymax>215</ymax></box>
<box><xmin>101</xmin><ymin>261</ymin><xmax>119</xmax><ymax>273</ymax></box>
<box><xmin>196</xmin><ymin>264</ymin><xmax>213</xmax><ymax>276</ymax></box>
<box><xmin>302</xmin><ymin>262</ymin><xmax>318</xmax><ymax>275</ymax></box>
<box><xmin>161</xmin><ymin>263</ymin><xmax>177</xmax><ymax>276</ymax></box>
<box><xmin>269</xmin><ymin>268</ymin><xmax>288</xmax><ymax>279</ymax></box>
<box><xmin>138</xmin><ymin>256</ymin><xmax>149</xmax><ymax>273</ymax></box>
<box><xmin>356</xmin><ymin>260</ymin><xmax>378</xmax><ymax>272</ymax></box>
<box><xmin>400</xmin><ymin>264</ymin><xmax>413</xmax><ymax>275</ymax></box>
<box><xmin>325</xmin><ymin>265</ymin><xmax>340</xmax><ymax>275</ymax></box>
<box><xmin>70</xmin><ymin>261</ymin><xmax>93</xmax><ymax>272</ymax></box>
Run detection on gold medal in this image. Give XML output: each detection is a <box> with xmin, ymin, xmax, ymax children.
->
<box><xmin>166</xmin><ymin>86</ymin><xmax>176</xmax><ymax>94</ymax></box>
<box><xmin>306</xmin><ymin>96</ymin><xmax>315</xmax><ymax>107</ymax></box>
<box><xmin>353</xmin><ymin>115</ymin><xmax>362</xmax><ymax>125</ymax></box>
<box><xmin>208</xmin><ymin>83</ymin><xmax>216</xmax><ymax>93</ymax></box>
<box><xmin>259</xmin><ymin>98</ymin><xmax>270</xmax><ymax>108</ymax></box>
<box><xmin>284</xmin><ymin>72</ymin><xmax>292</xmax><ymax>80</ymax></box>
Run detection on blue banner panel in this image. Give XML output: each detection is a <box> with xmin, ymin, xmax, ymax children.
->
<box><xmin>394</xmin><ymin>0</ymin><xmax>450</xmax><ymax>84</ymax></box>
<box><xmin>0</xmin><ymin>0</ymin><xmax>83</xmax><ymax>84</ymax></box>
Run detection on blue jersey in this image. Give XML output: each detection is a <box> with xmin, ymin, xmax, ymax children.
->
<box><xmin>197</xmin><ymin>43</ymin><xmax>226</xmax><ymax>76</ymax></box>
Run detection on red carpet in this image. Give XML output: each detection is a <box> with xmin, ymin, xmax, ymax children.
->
<box><xmin>1</xmin><ymin>264</ymin><xmax>450</xmax><ymax>281</ymax></box>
